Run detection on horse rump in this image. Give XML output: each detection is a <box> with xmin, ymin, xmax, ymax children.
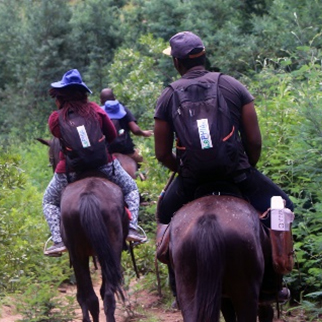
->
<box><xmin>60</xmin><ymin>176</ymin><xmax>127</xmax><ymax>322</ymax></box>
<box><xmin>170</xmin><ymin>195</ymin><xmax>265</xmax><ymax>322</ymax></box>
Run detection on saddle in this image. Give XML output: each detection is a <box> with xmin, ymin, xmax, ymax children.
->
<box><xmin>156</xmin><ymin>181</ymin><xmax>243</xmax><ymax>265</ymax></box>
<box><xmin>156</xmin><ymin>223</ymin><xmax>170</xmax><ymax>265</ymax></box>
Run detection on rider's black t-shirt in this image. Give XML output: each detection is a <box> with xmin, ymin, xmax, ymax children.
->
<box><xmin>108</xmin><ymin>106</ymin><xmax>137</xmax><ymax>155</ymax></box>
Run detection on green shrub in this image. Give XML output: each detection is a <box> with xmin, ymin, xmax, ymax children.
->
<box><xmin>248</xmin><ymin>47</ymin><xmax>322</xmax><ymax>305</ymax></box>
<box><xmin>15</xmin><ymin>271</ymin><xmax>77</xmax><ymax>322</ymax></box>
<box><xmin>0</xmin><ymin>140</ymin><xmax>76</xmax><ymax>321</ymax></box>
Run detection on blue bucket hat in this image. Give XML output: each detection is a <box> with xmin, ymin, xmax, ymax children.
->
<box><xmin>163</xmin><ymin>31</ymin><xmax>205</xmax><ymax>59</ymax></box>
<box><xmin>104</xmin><ymin>100</ymin><xmax>126</xmax><ymax>119</ymax></box>
<box><xmin>51</xmin><ymin>69</ymin><xmax>92</xmax><ymax>94</ymax></box>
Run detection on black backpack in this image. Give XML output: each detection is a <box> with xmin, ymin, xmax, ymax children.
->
<box><xmin>108</xmin><ymin>118</ymin><xmax>130</xmax><ymax>153</ymax></box>
<box><xmin>170</xmin><ymin>72</ymin><xmax>240</xmax><ymax>179</ymax></box>
<box><xmin>58</xmin><ymin>109</ymin><xmax>108</xmax><ymax>172</ymax></box>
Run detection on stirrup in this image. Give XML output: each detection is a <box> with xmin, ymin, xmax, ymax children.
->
<box><xmin>130</xmin><ymin>225</ymin><xmax>148</xmax><ymax>246</ymax></box>
<box><xmin>43</xmin><ymin>236</ymin><xmax>62</xmax><ymax>257</ymax></box>
<box><xmin>138</xmin><ymin>172</ymin><xmax>146</xmax><ymax>181</ymax></box>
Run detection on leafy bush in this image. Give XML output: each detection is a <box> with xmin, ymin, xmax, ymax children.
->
<box><xmin>247</xmin><ymin>45</ymin><xmax>322</xmax><ymax>305</ymax></box>
<box><xmin>0</xmin><ymin>140</ymin><xmax>76</xmax><ymax>320</ymax></box>
<box><xmin>106</xmin><ymin>34</ymin><xmax>166</xmax><ymax>129</ymax></box>
<box><xmin>15</xmin><ymin>272</ymin><xmax>77</xmax><ymax>322</ymax></box>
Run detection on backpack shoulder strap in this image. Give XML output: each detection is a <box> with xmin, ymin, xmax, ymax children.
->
<box><xmin>169</xmin><ymin>71</ymin><xmax>222</xmax><ymax>91</ymax></box>
<box><xmin>199</xmin><ymin>71</ymin><xmax>221</xmax><ymax>85</ymax></box>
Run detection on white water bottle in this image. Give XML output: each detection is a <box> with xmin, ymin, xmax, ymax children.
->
<box><xmin>270</xmin><ymin>196</ymin><xmax>294</xmax><ymax>231</ymax></box>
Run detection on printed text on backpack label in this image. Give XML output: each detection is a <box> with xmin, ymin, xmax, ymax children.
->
<box><xmin>197</xmin><ymin>119</ymin><xmax>213</xmax><ymax>149</ymax></box>
<box><xmin>77</xmin><ymin>125</ymin><xmax>91</xmax><ymax>148</ymax></box>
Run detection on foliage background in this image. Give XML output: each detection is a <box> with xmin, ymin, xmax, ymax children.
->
<box><xmin>1</xmin><ymin>0</ymin><xmax>322</xmax><ymax>319</ymax></box>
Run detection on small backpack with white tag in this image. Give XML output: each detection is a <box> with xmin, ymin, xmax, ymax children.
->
<box><xmin>170</xmin><ymin>72</ymin><xmax>240</xmax><ymax>179</ymax></box>
<box><xmin>58</xmin><ymin>109</ymin><xmax>108</xmax><ymax>173</ymax></box>
<box><xmin>108</xmin><ymin>118</ymin><xmax>130</xmax><ymax>153</ymax></box>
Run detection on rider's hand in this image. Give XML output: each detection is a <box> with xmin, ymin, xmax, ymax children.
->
<box><xmin>142</xmin><ymin>130</ymin><xmax>153</xmax><ymax>137</ymax></box>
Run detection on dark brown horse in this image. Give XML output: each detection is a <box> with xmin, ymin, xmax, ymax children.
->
<box><xmin>60</xmin><ymin>173</ymin><xmax>129</xmax><ymax>322</ymax></box>
<box><xmin>36</xmin><ymin>137</ymin><xmax>138</xmax><ymax>179</ymax></box>
<box><xmin>37</xmin><ymin>138</ymin><xmax>131</xmax><ymax>321</ymax></box>
<box><xmin>169</xmin><ymin>194</ymin><xmax>277</xmax><ymax>322</ymax></box>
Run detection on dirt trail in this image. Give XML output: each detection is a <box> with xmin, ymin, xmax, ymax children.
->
<box><xmin>0</xmin><ymin>276</ymin><xmax>306</xmax><ymax>322</ymax></box>
<box><xmin>0</xmin><ymin>277</ymin><xmax>183</xmax><ymax>322</ymax></box>
<box><xmin>70</xmin><ymin>278</ymin><xmax>183</xmax><ymax>322</ymax></box>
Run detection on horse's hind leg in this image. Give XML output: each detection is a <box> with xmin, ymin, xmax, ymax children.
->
<box><xmin>101</xmin><ymin>275</ymin><xmax>117</xmax><ymax>322</ymax></box>
<box><xmin>229</xmin><ymin>285</ymin><xmax>259</xmax><ymax>322</ymax></box>
<box><xmin>73</xmin><ymin>257</ymin><xmax>99</xmax><ymax>322</ymax></box>
<box><xmin>221</xmin><ymin>298</ymin><xmax>236</xmax><ymax>322</ymax></box>
<box><xmin>226</xmin><ymin>251</ymin><xmax>263</xmax><ymax>322</ymax></box>
<box><xmin>168</xmin><ymin>264</ymin><xmax>177</xmax><ymax>296</ymax></box>
<box><xmin>174</xmin><ymin>271</ymin><xmax>197</xmax><ymax>322</ymax></box>
<box><xmin>258</xmin><ymin>304</ymin><xmax>274</xmax><ymax>322</ymax></box>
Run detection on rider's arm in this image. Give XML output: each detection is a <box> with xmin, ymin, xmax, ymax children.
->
<box><xmin>122</xmin><ymin>106</ymin><xmax>153</xmax><ymax>137</ymax></box>
<box><xmin>154</xmin><ymin>118</ymin><xmax>177</xmax><ymax>172</ymax></box>
<box><xmin>128</xmin><ymin>121</ymin><xmax>153</xmax><ymax>137</ymax></box>
<box><xmin>48</xmin><ymin>111</ymin><xmax>60</xmax><ymax>138</ymax></box>
<box><xmin>241</xmin><ymin>101</ymin><xmax>262</xmax><ymax>166</ymax></box>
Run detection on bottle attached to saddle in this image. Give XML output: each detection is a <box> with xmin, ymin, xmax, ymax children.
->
<box><xmin>270</xmin><ymin>196</ymin><xmax>295</xmax><ymax>275</ymax></box>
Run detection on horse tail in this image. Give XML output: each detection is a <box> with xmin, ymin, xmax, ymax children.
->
<box><xmin>78</xmin><ymin>191</ymin><xmax>124</xmax><ymax>299</ymax></box>
<box><xmin>193</xmin><ymin>214</ymin><xmax>225</xmax><ymax>322</ymax></box>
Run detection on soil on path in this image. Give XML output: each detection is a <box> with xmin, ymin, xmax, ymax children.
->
<box><xmin>0</xmin><ymin>277</ymin><xmax>309</xmax><ymax>322</ymax></box>
<box><xmin>0</xmin><ymin>276</ymin><xmax>182</xmax><ymax>322</ymax></box>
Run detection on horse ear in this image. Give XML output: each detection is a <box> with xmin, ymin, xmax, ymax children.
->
<box><xmin>36</xmin><ymin>138</ymin><xmax>51</xmax><ymax>147</ymax></box>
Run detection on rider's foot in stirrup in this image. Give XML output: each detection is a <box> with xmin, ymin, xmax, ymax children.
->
<box><xmin>126</xmin><ymin>228</ymin><xmax>147</xmax><ymax>244</ymax></box>
<box><xmin>44</xmin><ymin>241</ymin><xmax>67</xmax><ymax>256</ymax></box>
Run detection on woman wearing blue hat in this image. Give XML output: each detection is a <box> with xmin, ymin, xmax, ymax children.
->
<box><xmin>42</xmin><ymin>69</ymin><xmax>147</xmax><ymax>256</ymax></box>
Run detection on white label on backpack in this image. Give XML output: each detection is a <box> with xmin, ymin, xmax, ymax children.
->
<box><xmin>197</xmin><ymin>119</ymin><xmax>213</xmax><ymax>149</ymax></box>
<box><xmin>77</xmin><ymin>125</ymin><xmax>91</xmax><ymax>148</ymax></box>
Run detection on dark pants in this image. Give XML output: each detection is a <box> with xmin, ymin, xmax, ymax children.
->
<box><xmin>157</xmin><ymin>167</ymin><xmax>294</xmax><ymax>225</ymax></box>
